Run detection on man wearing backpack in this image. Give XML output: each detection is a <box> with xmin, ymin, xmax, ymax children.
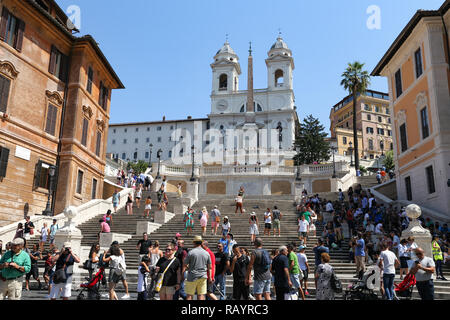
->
<box><xmin>245</xmin><ymin>238</ymin><xmax>272</xmax><ymax>300</ymax></box>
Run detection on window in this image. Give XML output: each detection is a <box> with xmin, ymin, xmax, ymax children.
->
<box><xmin>367</xmin><ymin>114</ymin><xmax>371</xmax><ymax>121</ymax></box>
<box><xmin>343</xmin><ymin>137</ymin><xmax>347</xmax><ymax>145</ymax></box>
<box><xmin>0</xmin><ymin>146</ymin><xmax>9</xmax><ymax>178</ymax></box>
<box><xmin>95</xmin><ymin>132</ymin><xmax>101</xmax><ymax>157</ymax></box>
<box><xmin>87</xmin><ymin>67</ymin><xmax>93</xmax><ymax>93</ymax></box>
<box><xmin>390</xmin><ymin>142</ymin><xmax>393</xmax><ymax>150</ymax></box>
<box><xmin>33</xmin><ymin>160</ymin><xmax>52</xmax><ymax>189</ymax></box>
<box><xmin>0</xmin><ymin>8</ymin><xmax>25</xmax><ymax>52</ymax></box>
<box><xmin>380</xmin><ymin>141</ymin><xmax>384</xmax><ymax>150</ymax></box>
<box><xmin>135</xmin><ymin>138</ymin><xmax>138</xmax><ymax>144</ymax></box>
<box><xmin>135</xmin><ymin>128</ymin><xmax>139</xmax><ymax>132</ymax></box>
<box><xmin>378</xmin><ymin>116</ymin><xmax>382</xmax><ymax>123</ymax></box>
<box><xmin>81</xmin><ymin>118</ymin><xmax>88</xmax><ymax>147</ymax></box>
<box><xmin>375</xmin><ymin>106</ymin><xmax>380</xmax><ymax>113</ymax></box>
<box><xmin>113</xmin><ymin>129</ymin><xmax>116</xmax><ymax>134</ymax></box>
<box><xmin>405</xmin><ymin>177</ymin><xmax>412</xmax><ymax>201</ymax></box>
<box><xmin>145</xmin><ymin>151</ymin><xmax>149</xmax><ymax>159</ymax></box>
<box><xmin>146</xmin><ymin>137</ymin><xmax>150</xmax><ymax>143</ymax></box>
<box><xmin>399</xmin><ymin>123</ymin><xmax>408</xmax><ymax>152</ymax></box>
<box><xmin>0</xmin><ymin>74</ymin><xmax>11</xmax><ymax>113</ymax></box>
<box><xmin>168</xmin><ymin>150</ymin><xmax>172</xmax><ymax>158</ymax></box>
<box><xmin>414</xmin><ymin>48</ymin><xmax>423</xmax><ymax>78</ymax></box>
<box><xmin>388</xmin><ymin>117</ymin><xmax>391</xmax><ymax>124</ymax></box>
<box><xmin>76</xmin><ymin>170</ymin><xmax>83</xmax><ymax>194</ymax></box>
<box><xmin>275</xmin><ymin>69</ymin><xmax>284</xmax><ymax>87</ymax></box>
<box><xmin>170</xmin><ymin>126</ymin><xmax>174</xmax><ymax>130</ymax></box>
<box><xmin>123</xmin><ymin>139</ymin><xmax>127</xmax><ymax>144</ymax></box>
<box><xmin>98</xmin><ymin>81</ymin><xmax>109</xmax><ymax>111</ymax></box>
<box><xmin>157</xmin><ymin>137</ymin><xmax>161</xmax><ymax>142</ymax></box>
<box><xmin>368</xmin><ymin>139</ymin><xmax>374</xmax><ymax>151</ymax></box>
<box><xmin>219</xmin><ymin>74</ymin><xmax>227</xmax><ymax>90</ymax></box>
<box><xmin>91</xmin><ymin>178</ymin><xmax>97</xmax><ymax>199</ymax></box>
<box><xmin>395</xmin><ymin>69</ymin><xmax>403</xmax><ymax>98</ymax></box>
<box><xmin>425</xmin><ymin>166</ymin><xmax>435</xmax><ymax>194</ymax></box>
<box><xmin>386</xmin><ymin>108</ymin><xmax>390</xmax><ymax>115</ymax></box>
<box><xmin>364</xmin><ymin>104</ymin><xmax>371</xmax><ymax>111</ymax></box>
<box><xmin>388</xmin><ymin>130</ymin><xmax>392</xmax><ymax>136</ymax></box>
<box><xmin>112</xmin><ymin>139</ymin><xmax>116</xmax><ymax>145</ymax></box>
<box><xmin>366</xmin><ymin>127</ymin><xmax>374</xmax><ymax>134</ymax></box>
<box><xmin>133</xmin><ymin>151</ymin><xmax>137</xmax><ymax>160</ymax></box>
<box><xmin>44</xmin><ymin>104</ymin><xmax>58</xmax><ymax>136</ymax></box>
<box><xmin>121</xmin><ymin>153</ymin><xmax>126</xmax><ymax>160</ymax></box>
<box><xmin>377</xmin><ymin>128</ymin><xmax>385</xmax><ymax>135</ymax></box>
<box><xmin>124</xmin><ymin>128</ymin><xmax>127</xmax><ymax>133</ymax></box>
<box><xmin>49</xmin><ymin>45</ymin><xmax>69</xmax><ymax>82</ymax></box>
<box><xmin>420</xmin><ymin>107</ymin><xmax>429</xmax><ymax>139</ymax></box>
<box><xmin>157</xmin><ymin>126</ymin><xmax>162</xmax><ymax>131</ymax></box>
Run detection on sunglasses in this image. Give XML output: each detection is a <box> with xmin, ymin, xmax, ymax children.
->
<box><xmin>165</xmin><ymin>248</ymin><xmax>173</xmax><ymax>252</ymax></box>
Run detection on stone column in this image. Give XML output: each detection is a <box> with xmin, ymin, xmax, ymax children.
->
<box><xmin>187</xmin><ymin>180</ymin><xmax>199</xmax><ymax>204</ymax></box>
<box><xmin>151</xmin><ymin>178</ymin><xmax>162</xmax><ymax>192</ymax></box>
<box><xmin>294</xmin><ymin>181</ymin><xmax>304</xmax><ymax>203</ymax></box>
<box><xmin>401</xmin><ymin>204</ymin><xmax>432</xmax><ymax>258</ymax></box>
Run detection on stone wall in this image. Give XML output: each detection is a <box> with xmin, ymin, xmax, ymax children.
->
<box><xmin>207</xmin><ymin>181</ymin><xmax>227</xmax><ymax>194</ymax></box>
<box><xmin>271</xmin><ymin>181</ymin><xmax>291</xmax><ymax>195</ymax></box>
<box><xmin>312</xmin><ymin>179</ymin><xmax>331</xmax><ymax>193</ymax></box>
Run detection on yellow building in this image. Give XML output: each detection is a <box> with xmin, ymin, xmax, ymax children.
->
<box><xmin>372</xmin><ymin>0</ymin><xmax>450</xmax><ymax>215</ymax></box>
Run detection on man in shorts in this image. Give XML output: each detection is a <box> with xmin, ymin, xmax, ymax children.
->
<box><xmin>49</xmin><ymin>219</ymin><xmax>59</xmax><ymax>250</ymax></box>
<box><xmin>246</xmin><ymin>238</ymin><xmax>272</xmax><ymax>300</ymax></box>
<box><xmin>272</xmin><ymin>206</ymin><xmax>282</xmax><ymax>237</ymax></box>
<box><xmin>210</xmin><ymin>206</ymin><xmax>221</xmax><ymax>236</ymax></box>
<box><xmin>287</xmin><ymin>244</ymin><xmax>305</xmax><ymax>300</ymax></box>
<box><xmin>182</xmin><ymin>236</ymin><xmax>212</xmax><ymax>300</ymax></box>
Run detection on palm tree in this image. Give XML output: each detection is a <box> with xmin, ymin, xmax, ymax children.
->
<box><xmin>340</xmin><ymin>62</ymin><xmax>371</xmax><ymax>173</ymax></box>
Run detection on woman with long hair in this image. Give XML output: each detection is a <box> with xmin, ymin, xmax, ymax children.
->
<box><xmin>199</xmin><ymin>207</ymin><xmax>209</xmax><ymax>236</ymax></box>
<box><xmin>249</xmin><ymin>212</ymin><xmax>259</xmax><ymax>245</ymax></box>
<box><xmin>183</xmin><ymin>207</ymin><xmax>194</xmax><ymax>236</ymax></box>
<box><xmin>88</xmin><ymin>243</ymin><xmax>100</xmax><ymax>279</ymax></box>
<box><xmin>155</xmin><ymin>243</ymin><xmax>181</xmax><ymax>300</ymax></box>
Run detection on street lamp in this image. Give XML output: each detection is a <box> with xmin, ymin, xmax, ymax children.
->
<box><xmin>42</xmin><ymin>165</ymin><xmax>56</xmax><ymax>216</ymax></box>
<box><xmin>331</xmin><ymin>146</ymin><xmax>337</xmax><ymax>178</ymax></box>
<box><xmin>148</xmin><ymin>143</ymin><xmax>153</xmax><ymax>170</ymax></box>
<box><xmin>348</xmin><ymin>141</ymin><xmax>354</xmax><ymax>167</ymax></box>
<box><xmin>376</xmin><ymin>155</ymin><xmax>380</xmax><ymax>170</ymax></box>
<box><xmin>190</xmin><ymin>144</ymin><xmax>196</xmax><ymax>181</ymax></box>
<box><xmin>156</xmin><ymin>149</ymin><xmax>162</xmax><ymax>179</ymax></box>
<box><xmin>295</xmin><ymin>145</ymin><xmax>301</xmax><ymax>181</ymax></box>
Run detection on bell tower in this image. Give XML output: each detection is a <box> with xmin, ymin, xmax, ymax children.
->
<box><xmin>266</xmin><ymin>34</ymin><xmax>294</xmax><ymax>91</ymax></box>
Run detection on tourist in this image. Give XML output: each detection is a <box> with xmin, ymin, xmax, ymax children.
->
<box><xmin>398</xmin><ymin>239</ymin><xmax>410</xmax><ymax>280</ymax></box>
<box><xmin>297</xmin><ymin>214</ymin><xmax>309</xmax><ymax>247</ymax></box>
<box><xmin>144</xmin><ymin>196</ymin><xmax>152</xmax><ymax>219</ymax></box>
<box><xmin>24</xmin><ymin>216</ymin><xmax>35</xmax><ymax>240</ymax></box>
<box><xmin>87</xmin><ymin>243</ymin><xmax>100</xmax><ymax>280</ymax></box>
<box><xmin>432</xmin><ymin>235</ymin><xmax>447</xmax><ymax>280</ymax></box>
<box><xmin>235</xmin><ymin>195</ymin><xmax>244</xmax><ymax>214</ymax></box>
<box><xmin>0</xmin><ymin>238</ymin><xmax>31</xmax><ymax>300</ymax></box>
<box><xmin>271</xmin><ymin>246</ymin><xmax>292</xmax><ymax>300</ymax></box>
<box><xmin>263</xmin><ymin>208</ymin><xmax>272</xmax><ymax>236</ymax></box>
<box><xmin>201</xmin><ymin>241</ymin><xmax>218</xmax><ymax>300</ymax></box>
<box><xmin>213</xmin><ymin>242</ymin><xmax>229</xmax><ymax>300</ymax></box>
<box><xmin>182</xmin><ymin>236</ymin><xmax>212</xmax><ymax>300</ymax></box>
<box><xmin>315</xmin><ymin>252</ymin><xmax>335</xmax><ymax>300</ymax></box>
<box><xmin>226</xmin><ymin>233</ymin><xmax>237</xmax><ymax>257</ymax></box>
<box><xmin>98</xmin><ymin>218</ymin><xmax>110</xmax><ymax>241</ymax></box>
<box><xmin>272</xmin><ymin>206</ymin><xmax>282</xmax><ymax>237</ymax></box>
<box><xmin>249</xmin><ymin>212</ymin><xmax>259</xmax><ymax>245</ymax></box>
<box><xmin>199</xmin><ymin>207</ymin><xmax>209</xmax><ymax>236</ymax></box>
<box><xmin>155</xmin><ymin>242</ymin><xmax>182</xmax><ymax>300</ymax></box>
<box><xmin>313</xmin><ymin>239</ymin><xmax>329</xmax><ymax>271</ymax></box>
<box><xmin>173</xmin><ymin>239</ymin><xmax>188</xmax><ymax>300</ymax></box>
<box><xmin>49</xmin><ymin>242</ymin><xmax>80</xmax><ymax>300</ymax></box>
<box><xmin>39</xmin><ymin>223</ymin><xmax>50</xmax><ymax>252</ymax></box>
<box><xmin>325</xmin><ymin>201</ymin><xmax>334</xmax><ymax>214</ymax></box>
<box><xmin>378</xmin><ymin>242</ymin><xmax>399</xmax><ymax>300</ymax></box>
<box><xmin>25</xmin><ymin>244</ymin><xmax>42</xmax><ymax>291</ymax></box>
<box><xmin>126</xmin><ymin>193</ymin><xmax>133</xmax><ymax>215</ymax></box>
<box><xmin>411</xmin><ymin>247</ymin><xmax>436</xmax><ymax>300</ymax></box>
<box><xmin>43</xmin><ymin>247</ymin><xmax>59</xmax><ymax>294</ymax></box>
<box><xmin>309</xmin><ymin>207</ymin><xmax>317</xmax><ymax>237</ymax></box>
<box><xmin>333</xmin><ymin>212</ymin><xmax>343</xmax><ymax>248</ymax></box>
<box><xmin>135</xmin><ymin>186</ymin><xmax>142</xmax><ymax>209</ymax></box>
<box><xmin>137</xmin><ymin>255</ymin><xmax>151</xmax><ymax>300</ymax></box>
<box><xmin>230</xmin><ymin>244</ymin><xmax>250</xmax><ymax>300</ymax></box>
<box><xmin>221</xmin><ymin>216</ymin><xmax>231</xmax><ymax>237</ymax></box>
<box><xmin>0</xmin><ymin>241</ymin><xmax>2</xmax><ymax>260</ymax></box>
<box><xmin>112</xmin><ymin>188</ymin><xmax>120</xmax><ymax>213</ymax></box>
<box><xmin>102</xmin><ymin>242</ymin><xmax>130</xmax><ymax>300</ymax></box>
<box><xmin>136</xmin><ymin>232</ymin><xmax>152</xmax><ymax>263</ymax></box>
<box><xmin>210</xmin><ymin>205</ymin><xmax>221</xmax><ymax>236</ymax></box>
<box><xmin>104</xmin><ymin>209</ymin><xmax>113</xmax><ymax>228</ymax></box>
<box><xmin>245</xmin><ymin>238</ymin><xmax>272</xmax><ymax>300</ymax></box>
<box><xmin>297</xmin><ymin>245</ymin><xmax>310</xmax><ymax>296</ymax></box>
<box><xmin>177</xmin><ymin>183</ymin><xmax>183</xmax><ymax>198</ymax></box>
<box><xmin>355</xmin><ymin>232</ymin><xmax>365</xmax><ymax>279</ymax></box>
<box><xmin>14</xmin><ymin>223</ymin><xmax>24</xmax><ymax>240</ymax></box>
<box><xmin>183</xmin><ymin>207</ymin><xmax>195</xmax><ymax>236</ymax></box>
<box><xmin>287</xmin><ymin>244</ymin><xmax>305</xmax><ymax>300</ymax></box>
<box><xmin>49</xmin><ymin>219</ymin><xmax>58</xmax><ymax>250</ymax></box>
<box><xmin>149</xmin><ymin>240</ymin><xmax>163</xmax><ymax>267</ymax></box>
<box><xmin>406</xmin><ymin>237</ymin><xmax>418</xmax><ymax>270</ymax></box>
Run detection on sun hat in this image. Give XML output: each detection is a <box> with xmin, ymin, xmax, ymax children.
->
<box><xmin>11</xmin><ymin>238</ymin><xmax>24</xmax><ymax>245</ymax></box>
<box><xmin>64</xmin><ymin>242</ymin><xmax>71</xmax><ymax>248</ymax></box>
<box><xmin>193</xmin><ymin>235</ymin><xmax>203</xmax><ymax>243</ymax></box>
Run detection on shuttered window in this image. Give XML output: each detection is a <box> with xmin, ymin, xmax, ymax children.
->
<box><xmin>425</xmin><ymin>166</ymin><xmax>435</xmax><ymax>194</ymax></box>
<box><xmin>399</xmin><ymin>123</ymin><xmax>408</xmax><ymax>152</ymax></box>
<box><xmin>405</xmin><ymin>177</ymin><xmax>412</xmax><ymax>201</ymax></box>
<box><xmin>92</xmin><ymin>178</ymin><xmax>97</xmax><ymax>199</ymax></box>
<box><xmin>0</xmin><ymin>7</ymin><xmax>25</xmax><ymax>52</ymax></box>
<box><xmin>49</xmin><ymin>45</ymin><xmax>69</xmax><ymax>82</ymax></box>
<box><xmin>98</xmin><ymin>81</ymin><xmax>108</xmax><ymax>111</ymax></box>
<box><xmin>33</xmin><ymin>160</ymin><xmax>50</xmax><ymax>189</ymax></box>
<box><xmin>87</xmin><ymin>67</ymin><xmax>93</xmax><ymax>93</ymax></box>
<box><xmin>420</xmin><ymin>107</ymin><xmax>429</xmax><ymax>139</ymax></box>
<box><xmin>415</xmin><ymin>48</ymin><xmax>423</xmax><ymax>78</ymax></box>
<box><xmin>44</xmin><ymin>104</ymin><xmax>58</xmax><ymax>136</ymax></box>
<box><xmin>76</xmin><ymin>170</ymin><xmax>83</xmax><ymax>194</ymax></box>
<box><xmin>81</xmin><ymin>118</ymin><xmax>88</xmax><ymax>147</ymax></box>
<box><xmin>0</xmin><ymin>146</ymin><xmax>9</xmax><ymax>178</ymax></box>
<box><xmin>95</xmin><ymin>131</ymin><xmax>101</xmax><ymax>157</ymax></box>
<box><xmin>0</xmin><ymin>74</ymin><xmax>11</xmax><ymax>113</ymax></box>
<box><xmin>395</xmin><ymin>69</ymin><xmax>402</xmax><ymax>98</ymax></box>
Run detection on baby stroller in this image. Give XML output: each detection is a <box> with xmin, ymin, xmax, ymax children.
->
<box><xmin>394</xmin><ymin>273</ymin><xmax>415</xmax><ymax>300</ymax></box>
<box><xmin>77</xmin><ymin>267</ymin><xmax>106</xmax><ymax>300</ymax></box>
<box><xmin>343</xmin><ymin>268</ymin><xmax>379</xmax><ymax>300</ymax></box>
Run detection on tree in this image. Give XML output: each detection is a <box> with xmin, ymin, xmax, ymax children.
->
<box><xmin>128</xmin><ymin>160</ymin><xmax>148</xmax><ymax>174</ymax></box>
<box><xmin>293</xmin><ymin>115</ymin><xmax>330</xmax><ymax>165</ymax></box>
<box><xmin>382</xmin><ymin>150</ymin><xmax>395</xmax><ymax>171</ymax></box>
<box><xmin>340</xmin><ymin>62</ymin><xmax>371</xmax><ymax>172</ymax></box>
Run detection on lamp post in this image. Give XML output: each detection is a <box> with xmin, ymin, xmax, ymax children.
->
<box><xmin>156</xmin><ymin>149</ymin><xmax>162</xmax><ymax>180</ymax></box>
<box><xmin>295</xmin><ymin>145</ymin><xmax>301</xmax><ymax>181</ymax></box>
<box><xmin>42</xmin><ymin>165</ymin><xmax>56</xmax><ymax>216</ymax></box>
<box><xmin>148</xmin><ymin>143</ymin><xmax>153</xmax><ymax>169</ymax></box>
<box><xmin>331</xmin><ymin>146</ymin><xmax>337</xmax><ymax>178</ymax></box>
<box><xmin>376</xmin><ymin>155</ymin><xmax>380</xmax><ymax>170</ymax></box>
<box><xmin>190</xmin><ymin>144</ymin><xmax>196</xmax><ymax>181</ymax></box>
<box><xmin>348</xmin><ymin>141</ymin><xmax>354</xmax><ymax>167</ymax></box>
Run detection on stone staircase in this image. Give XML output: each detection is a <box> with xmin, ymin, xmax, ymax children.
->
<box><xmin>23</xmin><ymin>190</ymin><xmax>450</xmax><ymax>300</ymax></box>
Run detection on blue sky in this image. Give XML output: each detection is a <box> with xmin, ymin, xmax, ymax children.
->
<box><xmin>57</xmin><ymin>0</ymin><xmax>444</xmax><ymax>132</ymax></box>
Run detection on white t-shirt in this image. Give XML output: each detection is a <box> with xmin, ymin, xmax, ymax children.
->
<box><xmin>415</xmin><ymin>257</ymin><xmax>435</xmax><ymax>282</ymax></box>
<box><xmin>366</xmin><ymin>224</ymin><xmax>375</xmax><ymax>233</ymax></box>
<box><xmin>398</xmin><ymin>244</ymin><xmax>408</xmax><ymax>257</ymax></box>
<box><xmin>369</xmin><ymin>197</ymin><xmax>375</xmax><ymax>208</ymax></box>
<box><xmin>298</xmin><ymin>220</ymin><xmax>309</xmax><ymax>233</ymax></box>
<box><xmin>264</xmin><ymin>212</ymin><xmax>272</xmax><ymax>224</ymax></box>
<box><xmin>326</xmin><ymin>203</ymin><xmax>334</xmax><ymax>212</ymax></box>
<box><xmin>137</xmin><ymin>265</ymin><xmax>147</xmax><ymax>293</ymax></box>
<box><xmin>408</xmin><ymin>242</ymin><xmax>418</xmax><ymax>260</ymax></box>
<box><xmin>222</xmin><ymin>222</ymin><xmax>231</xmax><ymax>231</ymax></box>
<box><xmin>375</xmin><ymin>223</ymin><xmax>383</xmax><ymax>234</ymax></box>
<box><xmin>380</xmin><ymin>250</ymin><xmax>397</xmax><ymax>275</ymax></box>
<box><xmin>297</xmin><ymin>253</ymin><xmax>308</xmax><ymax>271</ymax></box>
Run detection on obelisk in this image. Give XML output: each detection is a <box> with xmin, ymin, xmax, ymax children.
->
<box><xmin>245</xmin><ymin>42</ymin><xmax>256</xmax><ymax>123</ymax></box>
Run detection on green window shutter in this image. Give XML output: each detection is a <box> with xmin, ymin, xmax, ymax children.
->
<box><xmin>0</xmin><ymin>146</ymin><xmax>10</xmax><ymax>178</ymax></box>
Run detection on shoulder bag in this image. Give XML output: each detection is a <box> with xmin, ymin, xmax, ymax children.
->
<box><xmin>154</xmin><ymin>258</ymin><xmax>177</xmax><ymax>292</ymax></box>
<box><xmin>53</xmin><ymin>254</ymin><xmax>71</xmax><ymax>284</ymax></box>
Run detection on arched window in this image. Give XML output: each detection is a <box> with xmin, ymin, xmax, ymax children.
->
<box><xmin>275</xmin><ymin>69</ymin><xmax>284</xmax><ymax>87</ymax></box>
<box><xmin>179</xmin><ymin>148</ymin><xmax>184</xmax><ymax>157</ymax></box>
<box><xmin>219</xmin><ymin>74</ymin><xmax>228</xmax><ymax>90</ymax></box>
<box><xmin>240</xmin><ymin>102</ymin><xmax>263</xmax><ymax>112</ymax></box>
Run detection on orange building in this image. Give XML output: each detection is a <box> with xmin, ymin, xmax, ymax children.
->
<box><xmin>372</xmin><ymin>0</ymin><xmax>450</xmax><ymax>215</ymax></box>
<box><xmin>0</xmin><ymin>0</ymin><xmax>124</xmax><ymax>225</ymax></box>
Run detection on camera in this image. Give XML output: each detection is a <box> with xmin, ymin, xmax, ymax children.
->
<box><xmin>415</xmin><ymin>261</ymin><xmax>419</xmax><ymax>264</ymax></box>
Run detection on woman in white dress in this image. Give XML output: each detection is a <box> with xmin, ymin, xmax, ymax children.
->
<box><xmin>39</xmin><ymin>223</ymin><xmax>50</xmax><ymax>251</ymax></box>
<box><xmin>263</xmin><ymin>208</ymin><xmax>272</xmax><ymax>236</ymax></box>
<box><xmin>249</xmin><ymin>212</ymin><xmax>259</xmax><ymax>245</ymax></box>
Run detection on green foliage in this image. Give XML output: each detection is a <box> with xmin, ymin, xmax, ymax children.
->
<box><xmin>293</xmin><ymin>115</ymin><xmax>330</xmax><ymax>165</ymax></box>
<box><xmin>340</xmin><ymin>62</ymin><xmax>371</xmax><ymax>95</ymax></box>
<box><xmin>359</xmin><ymin>165</ymin><xmax>368</xmax><ymax>174</ymax></box>
<box><xmin>382</xmin><ymin>150</ymin><xmax>395</xmax><ymax>171</ymax></box>
<box><xmin>128</xmin><ymin>160</ymin><xmax>149</xmax><ymax>174</ymax></box>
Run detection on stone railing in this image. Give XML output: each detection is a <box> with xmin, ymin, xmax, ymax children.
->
<box><xmin>299</xmin><ymin>161</ymin><xmax>349</xmax><ymax>175</ymax></box>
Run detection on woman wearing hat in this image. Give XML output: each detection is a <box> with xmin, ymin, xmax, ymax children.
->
<box><xmin>199</xmin><ymin>207</ymin><xmax>209</xmax><ymax>236</ymax></box>
<box><xmin>249</xmin><ymin>212</ymin><xmax>259</xmax><ymax>245</ymax></box>
<box><xmin>221</xmin><ymin>217</ymin><xmax>231</xmax><ymax>237</ymax></box>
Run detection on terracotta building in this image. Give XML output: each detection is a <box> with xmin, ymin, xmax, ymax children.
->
<box><xmin>372</xmin><ymin>0</ymin><xmax>450</xmax><ymax>215</ymax></box>
<box><xmin>329</xmin><ymin>89</ymin><xmax>393</xmax><ymax>161</ymax></box>
<box><xmin>0</xmin><ymin>0</ymin><xmax>124</xmax><ymax>225</ymax></box>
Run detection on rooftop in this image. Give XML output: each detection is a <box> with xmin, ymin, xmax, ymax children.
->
<box><xmin>331</xmin><ymin>90</ymin><xmax>389</xmax><ymax>113</ymax></box>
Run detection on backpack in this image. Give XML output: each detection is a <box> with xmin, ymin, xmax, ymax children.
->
<box><xmin>256</xmin><ymin>249</ymin><xmax>271</xmax><ymax>272</ymax></box>
<box><xmin>330</xmin><ymin>269</ymin><xmax>342</xmax><ymax>293</ymax></box>
<box><xmin>110</xmin><ymin>255</ymin><xmax>126</xmax><ymax>276</ymax></box>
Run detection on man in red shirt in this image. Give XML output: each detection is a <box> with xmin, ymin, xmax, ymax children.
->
<box><xmin>201</xmin><ymin>241</ymin><xmax>218</xmax><ymax>300</ymax></box>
